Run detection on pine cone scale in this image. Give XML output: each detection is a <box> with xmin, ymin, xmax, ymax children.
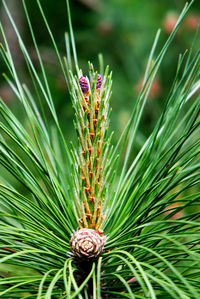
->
<box><xmin>70</xmin><ymin>228</ymin><xmax>106</xmax><ymax>259</ymax></box>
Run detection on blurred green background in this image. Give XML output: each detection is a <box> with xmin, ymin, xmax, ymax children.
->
<box><xmin>0</xmin><ymin>0</ymin><xmax>200</xmax><ymax>149</ymax></box>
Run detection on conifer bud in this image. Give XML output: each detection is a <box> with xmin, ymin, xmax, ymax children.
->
<box><xmin>71</xmin><ymin>66</ymin><xmax>112</xmax><ymax>259</ymax></box>
<box><xmin>96</xmin><ymin>74</ymin><xmax>102</xmax><ymax>90</ymax></box>
<box><xmin>79</xmin><ymin>76</ymin><xmax>89</xmax><ymax>94</ymax></box>
<box><xmin>70</xmin><ymin>228</ymin><xmax>106</xmax><ymax>259</ymax></box>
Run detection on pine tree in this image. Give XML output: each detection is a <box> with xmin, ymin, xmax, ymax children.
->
<box><xmin>0</xmin><ymin>0</ymin><xmax>200</xmax><ymax>298</ymax></box>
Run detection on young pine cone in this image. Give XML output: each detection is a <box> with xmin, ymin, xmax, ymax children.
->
<box><xmin>70</xmin><ymin>228</ymin><xmax>106</xmax><ymax>259</ymax></box>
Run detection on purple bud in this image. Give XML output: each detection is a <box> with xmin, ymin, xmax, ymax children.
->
<box><xmin>96</xmin><ymin>74</ymin><xmax>102</xmax><ymax>90</ymax></box>
<box><xmin>79</xmin><ymin>76</ymin><xmax>89</xmax><ymax>94</ymax></box>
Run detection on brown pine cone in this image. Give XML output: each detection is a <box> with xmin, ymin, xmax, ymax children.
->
<box><xmin>70</xmin><ymin>228</ymin><xmax>106</xmax><ymax>259</ymax></box>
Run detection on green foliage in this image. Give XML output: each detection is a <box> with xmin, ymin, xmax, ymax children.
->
<box><xmin>0</xmin><ymin>0</ymin><xmax>200</xmax><ymax>298</ymax></box>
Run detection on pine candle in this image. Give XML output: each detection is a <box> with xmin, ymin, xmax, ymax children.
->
<box><xmin>70</xmin><ymin>67</ymin><xmax>112</xmax><ymax>258</ymax></box>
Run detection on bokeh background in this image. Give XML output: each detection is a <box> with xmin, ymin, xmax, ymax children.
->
<box><xmin>0</xmin><ymin>0</ymin><xmax>200</xmax><ymax>144</ymax></box>
<box><xmin>0</xmin><ymin>0</ymin><xmax>199</xmax><ymax>183</ymax></box>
